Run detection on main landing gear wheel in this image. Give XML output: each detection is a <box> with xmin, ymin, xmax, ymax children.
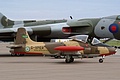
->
<box><xmin>54</xmin><ymin>55</ymin><xmax>59</xmax><ymax>58</ymax></box>
<box><xmin>65</xmin><ymin>58</ymin><xmax>71</xmax><ymax>63</ymax></box>
<box><xmin>99</xmin><ymin>58</ymin><xmax>103</xmax><ymax>63</ymax></box>
<box><xmin>11</xmin><ymin>53</ymin><xmax>16</xmax><ymax>56</ymax></box>
<box><xmin>65</xmin><ymin>56</ymin><xmax>74</xmax><ymax>63</ymax></box>
<box><xmin>11</xmin><ymin>53</ymin><xmax>24</xmax><ymax>56</ymax></box>
<box><xmin>70</xmin><ymin>57</ymin><xmax>74</xmax><ymax>62</ymax></box>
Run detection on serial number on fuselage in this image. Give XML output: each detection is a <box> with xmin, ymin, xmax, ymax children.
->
<box><xmin>30</xmin><ymin>46</ymin><xmax>46</xmax><ymax>51</ymax></box>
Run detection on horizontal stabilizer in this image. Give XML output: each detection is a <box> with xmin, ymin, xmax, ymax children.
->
<box><xmin>6</xmin><ymin>45</ymin><xmax>22</xmax><ymax>49</ymax></box>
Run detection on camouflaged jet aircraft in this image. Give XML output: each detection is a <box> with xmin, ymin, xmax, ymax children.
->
<box><xmin>63</xmin><ymin>15</ymin><xmax>120</xmax><ymax>41</ymax></box>
<box><xmin>0</xmin><ymin>13</ymin><xmax>67</xmax><ymax>41</ymax></box>
<box><xmin>7</xmin><ymin>28</ymin><xmax>116</xmax><ymax>63</ymax></box>
<box><xmin>1</xmin><ymin>13</ymin><xmax>120</xmax><ymax>42</ymax></box>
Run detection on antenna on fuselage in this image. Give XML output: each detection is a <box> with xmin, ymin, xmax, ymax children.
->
<box><xmin>70</xmin><ymin>16</ymin><xmax>73</xmax><ymax>19</ymax></box>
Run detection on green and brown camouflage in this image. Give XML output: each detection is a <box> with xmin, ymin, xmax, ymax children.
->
<box><xmin>0</xmin><ymin>13</ymin><xmax>67</xmax><ymax>41</ymax></box>
<box><xmin>63</xmin><ymin>15</ymin><xmax>120</xmax><ymax>40</ymax></box>
<box><xmin>0</xmin><ymin>13</ymin><xmax>67</xmax><ymax>28</ymax></box>
<box><xmin>1</xmin><ymin>13</ymin><xmax>120</xmax><ymax>42</ymax></box>
<box><xmin>7</xmin><ymin>28</ymin><xmax>116</xmax><ymax>63</ymax></box>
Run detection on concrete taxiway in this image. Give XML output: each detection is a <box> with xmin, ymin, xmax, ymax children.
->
<box><xmin>0</xmin><ymin>42</ymin><xmax>120</xmax><ymax>80</ymax></box>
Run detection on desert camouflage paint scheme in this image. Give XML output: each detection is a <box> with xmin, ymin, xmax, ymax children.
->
<box><xmin>7</xmin><ymin>28</ymin><xmax>116</xmax><ymax>63</ymax></box>
<box><xmin>0</xmin><ymin>13</ymin><xmax>120</xmax><ymax>41</ymax></box>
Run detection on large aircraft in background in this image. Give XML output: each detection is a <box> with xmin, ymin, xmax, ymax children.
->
<box><xmin>7</xmin><ymin>28</ymin><xmax>116</xmax><ymax>63</ymax></box>
<box><xmin>0</xmin><ymin>13</ymin><xmax>120</xmax><ymax>42</ymax></box>
<box><xmin>0</xmin><ymin>13</ymin><xmax>67</xmax><ymax>41</ymax></box>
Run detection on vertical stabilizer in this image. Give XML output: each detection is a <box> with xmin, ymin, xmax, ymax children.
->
<box><xmin>15</xmin><ymin>28</ymin><xmax>33</xmax><ymax>44</ymax></box>
<box><xmin>0</xmin><ymin>13</ymin><xmax>14</xmax><ymax>28</ymax></box>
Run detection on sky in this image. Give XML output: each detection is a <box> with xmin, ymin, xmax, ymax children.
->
<box><xmin>0</xmin><ymin>0</ymin><xmax>120</xmax><ymax>20</ymax></box>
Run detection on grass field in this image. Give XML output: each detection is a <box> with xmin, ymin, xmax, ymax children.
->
<box><xmin>104</xmin><ymin>40</ymin><xmax>120</xmax><ymax>46</ymax></box>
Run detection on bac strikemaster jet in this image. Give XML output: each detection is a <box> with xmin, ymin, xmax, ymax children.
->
<box><xmin>0</xmin><ymin>13</ymin><xmax>120</xmax><ymax>42</ymax></box>
<box><xmin>7</xmin><ymin>28</ymin><xmax>116</xmax><ymax>63</ymax></box>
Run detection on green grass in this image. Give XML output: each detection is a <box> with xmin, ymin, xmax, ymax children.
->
<box><xmin>104</xmin><ymin>40</ymin><xmax>120</xmax><ymax>46</ymax></box>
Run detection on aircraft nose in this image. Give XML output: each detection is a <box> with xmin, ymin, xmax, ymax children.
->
<box><xmin>108</xmin><ymin>47</ymin><xmax>117</xmax><ymax>55</ymax></box>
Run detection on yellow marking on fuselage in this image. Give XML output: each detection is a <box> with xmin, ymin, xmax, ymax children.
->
<box><xmin>64</xmin><ymin>40</ymin><xmax>80</xmax><ymax>46</ymax></box>
<box><xmin>26</xmin><ymin>42</ymin><xmax>50</xmax><ymax>54</ymax></box>
<box><xmin>97</xmin><ymin>47</ymin><xmax>109</xmax><ymax>55</ymax></box>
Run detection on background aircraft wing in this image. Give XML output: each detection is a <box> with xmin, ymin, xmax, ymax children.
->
<box><xmin>62</xmin><ymin>20</ymin><xmax>92</xmax><ymax>34</ymax></box>
<box><xmin>0</xmin><ymin>29</ymin><xmax>16</xmax><ymax>39</ymax></box>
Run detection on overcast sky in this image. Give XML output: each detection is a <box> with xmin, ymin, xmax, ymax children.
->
<box><xmin>0</xmin><ymin>0</ymin><xmax>120</xmax><ymax>20</ymax></box>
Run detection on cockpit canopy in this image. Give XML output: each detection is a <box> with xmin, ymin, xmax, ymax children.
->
<box><xmin>69</xmin><ymin>35</ymin><xmax>101</xmax><ymax>45</ymax></box>
<box><xmin>69</xmin><ymin>35</ymin><xmax>111</xmax><ymax>47</ymax></box>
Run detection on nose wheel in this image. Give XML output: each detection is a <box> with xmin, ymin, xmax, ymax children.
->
<box><xmin>99</xmin><ymin>58</ymin><xmax>103</xmax><ymax>63</ymax></box>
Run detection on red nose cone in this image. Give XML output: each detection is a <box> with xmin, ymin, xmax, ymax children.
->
<box><xmin>54</xmin><ymin>46</ymin><xmax>84</xmax><ymax>51</ymax></box>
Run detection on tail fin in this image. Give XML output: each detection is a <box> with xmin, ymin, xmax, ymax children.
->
<box><xmin>15</xmin><ymin>28</ymin><xmax>33</xmax><ymax>44</ymax></box>
<box><xmin>0</xmin><ymin>13</ymin><xmax>14</xmax><ymax>28</ymax></box>
<box><xmin>7</xmin><ymin>28</ymin><xmax>33</xmax><ymax>54</ymax></box>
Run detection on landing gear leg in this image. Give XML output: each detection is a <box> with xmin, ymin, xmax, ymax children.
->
<box><xmin>65</xmin><ymin>55</ymin><xmax>71</xmax><ymax>63</ymax></box>
<box><xmin>65</xmin><ymin>55</ymin><xmax>74</xmax><ymax>63</ymax></box>
<box><xmin>70</xmin><ymin>57</ymin><xmax>74</xmax><ymax>62</ymax></box>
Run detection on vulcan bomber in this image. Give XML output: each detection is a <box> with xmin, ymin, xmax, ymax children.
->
<box><xmin>0</xmin><ymin>13</ymin><xmax>67</xmax><ymax>41</ymax></box>
<box><xmin>63</xmin><ymin>15</ymin><xmax>120</xmax><ymax>41</ymax></box>
<box><xmin>0</xmin><ymin>13</ymin><xmax>120</xmax><ymax>42</ymax></box>
<box><xmin>7</xmin><ymin>28</ymin><xmax>116</xmax><ymax>63</ymax></box>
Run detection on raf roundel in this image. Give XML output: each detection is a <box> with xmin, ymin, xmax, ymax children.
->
<box><xmin>109</xmin><ymin>24</ymin><xmax>119</xmax><ymax>33</ymax></box>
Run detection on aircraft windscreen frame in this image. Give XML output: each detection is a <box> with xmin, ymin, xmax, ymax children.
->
<box><xmin>69</xmin><ymin>35</ymin><xmax>102</xmax><ymax>45</ymax></box>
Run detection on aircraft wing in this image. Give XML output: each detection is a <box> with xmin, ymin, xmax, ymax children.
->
<box><xmin>0</xmin><ymin>28</ymin><xmax>16</xmax><ymax>41</ymax></box>
<box><xmin>0</xmin><ymin>27</ymin><xmax>32</xmax><ymax>41</ymax></box>
<box><xmin>62</xmin><ymin>20</ymin><xmax>92</xmax><ymax>34</ymax></box>
<box><xmin>0</xmin><ymin>28</ymin><xmax>15</xmax><ymax>34</ymax></box>
<box><xmin>67</xmin><ymin>20</ymin><xmax>91</xmax><ymax>27</ymax></box>
<box><xmin>6</xmin><ymin>44</ymin><xmax>22</xmax><ymax>49</ymax></box>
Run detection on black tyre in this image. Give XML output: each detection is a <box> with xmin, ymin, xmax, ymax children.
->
<box><xmin>11</xmin><ymin>53</ymin><xmax>16</xmax><ymax>56</ymax></box>
<box><xmin>70</xmin><ymin>58</ymin><xmax>74</xmax><ymax>62</ymax></box>
<box><xmin>65</xmin><ymin>59</ymin><xmax>71</xmax><ymax>63</ymax></box>
<box><xmin>54</xmin><ymin>55</ymin><xmax>59</xmax><ymax>58</ymax></box>
<box><xmin>99</xmin><ymin>59</ymin><xmax>103</xmax><ymax>63</ymax></box>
